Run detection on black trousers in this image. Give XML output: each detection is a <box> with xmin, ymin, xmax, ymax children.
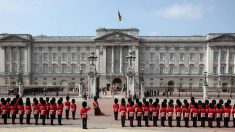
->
<box><xmin>34</xmin><ymin>114</ymin><xmax>39</xmax><ymax>125</ymax></box>
<box><xmin>114</xmin><ymin>112</ymin><xmax>118</xmax><ymax>120</ymax></box>
<box><xmin>201</xmin><ymin>117</ymin><xmax>205</xmax><ymax>127</ymax></box>
<box><xmin>149</xmin><ymin>112</ymin><xmax>153</xmax><ymax>120</ymax></box>
<box><xmin>208</xmin><ymin>118</ymin><xmax>213</xmax><ymax>128</ymax></box>
<box><xmin>137</xmin><ymin>116</ymin><xmax>141</xmax><ymax>126</ymax></box>
<box><xmin>176</xmin><ymin>117</ymin><xmax>181</xmax><ymax>127</ymax></box>
<box><xmin>2</xmin><ymin>114</ymin><xmax>7</xmax><ymax>124</ymax></box>
<box><xmin>82</xmin><ymin>118</ymin><xmax>87</xmax><ymax>129</ymax></box>
<box><xmin>41</xmin><ymin>115</ymin><xmax>46</xmax><ymax>125</ymax></box>
<box><xmin>26</xmin><ymin>114</ymin><xmax>31</xmax><ymax>124</ymax></box>
<box><xmin>121</xmin><ymin>116</ymin><xmax>126</xmax><ymax>127</ymax></box>
<box><xmin>144</xmin><ymin>116</ymin><xmax>149</xmax><ymax>126</ymax></box>
<box><xmin>50</xmin><ymin>114</ymin><xmax>55</xmax><ymax>125</ymax></box>
<box><xmin>46</xmin><ymin>110</ymin><xmax>49</xmax><ymax>119</ymax></box>
<box><xmin>184</xmin><ymin>117</ymin><xmax>189</xmax><ymax>127</ymax></box>
<box><xmin>224</xmin><ymin>117</ymin><xmax>229</xmax><ymax>128</ymax></box>
<box><xmin>216</xmin><ymin>118</ymin><xmax>221</xmax><ymax>127</ymax></box>
<box><xmin>129</xmin><ymin>117</ymin><xmax>134</xmax><ymax>127</ymax></box>
<box><xmin>192</xmin><ymin>117</ymin><xmax>197</xmax><ymax>127</ymax></box>
<box><xmin>19</xmin><ymin>114</ymin><xmax>24</xmax><ymax>124</ymax></box>
<box><xmin>72</xmin><ymin>111</ymin><xmax>75</xmax><ymax>120</ymax></box>
<box><xmin>153</xmin><ymin>116</ymin><xmax>158</xmax><ymax>126</ymax></box>
<box><xmin>66</xmin><ymin>110</ymin><xmax>69</xmax><ymax>119</ymax></box>
<box><xmin>58</xmin><ymin>115</ymin><xmax>62</xmax><ymax>125</ymax></box>
<box><xmin>12</xmin><ymin>115</ymin><xmax>16</xmax><ymax>124</ymax></box>
<box><xmin>233</xmin><ymin>118</ymin><xmax>235</xmax><ymax>127</ymax></box>
<box><xmin>161</xmin><ymin>117</ymin><xmax>165</xmax><ymax>127</ymax></box>
<box><xmin>168</xmin><ymin>117</ymin><xmax>173</xmax><ymax>127</ymax></box>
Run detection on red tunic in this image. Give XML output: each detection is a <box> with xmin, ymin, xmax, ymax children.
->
<box><xmin>128</xmin><ymin>107</ymin><xmax>135</xmax><ymax>117</ymax></box>
<box><xmin>1</xmin><ymin>105</ymin><xmax>8</xmax><ymax>115</ymax></box>
<box><xmin>49</xmin><ymin>104</ymin><xmax>56</xmax><ymax>115</ymax></box>
<box><xmin>200</xmin><ymin>108</ymin><xmax>206</xmax><ymax>118</ymax></box>
<box><xmin>134</xmin><ymin>103</ymin><xmax>139</xmax><ymax>112</ymax></box>
<box><xmin>175</xmin><ymin>107</ymin><xmax>182</xmax><ymax>118</ymax></box>
<box><xmin>64</xmin><ymin>101</ymin><xmax>71</xmax><ymax>111</ymax></box>
<box><xmin>46</xmin><ymin>102</ymin><xmax>50</xmax><ymax>111</ymax></box>
<box><xmin>70</xmin><ymin>103</ymin><xmax>77</xmax><ymax>112</ymax></box>
<box><xmin>39</xmin><ymin>105</ymin><xmax>46</xmax><ymax>115</ymax></box>
<box><xmin>208</xmin><ymin>108</ymin><xmax>214</xmax><ymax>118</ymax></box>
<box><xmin>93</xmin><ymin>101</ymin><xmax>99</xmax><ymax>109</ymax></box>
<box><xmin>223</xmin><ymin>108</ymin><xmax>231</xmax><ymax>118</ymax></box>
<box><xmin>144</xmin><ymin>106</ymin><xmax>150</xmax><ymax>116</ymax></box>
<box><xmin>149</xmin><ymin>103</ymin><xmax>153</xmax><ymax>112</ymax></box>
<box><xmin>232</xmin><ymin>108</ymin><xmax>235</xmax><ymax>119</ymax></box>
<box><xmin>216</xmin><ymin>108</ymin><xmax>223</xmax><ymax>118</ymax></box>
<box><xmin>119</xmin><ymin>105</ymin><xmax>127</xmax><ymax>117</ymax></box>
<box><xmin>113</xmin><ymin>103</ymin><xmax>119</xmax><ymax>112</ymax></box>
<box><xmin>191</xmin><ymin>108</ymin><xmax>198</xmax><ymax>118</ymax></box>
<box><xmin>183</xmin><ymin>108</ymin><xmax>190</xmax><ymax>118</ymax></box>
<box><xmin>33</xmin><ymin>105</ymin><xmax>40</xmax><ymax>115</ymax></box>
<box><xmin>152</xmin><ymin>107</ymin><xmax>159</xmax><ymax>117</ymax></box>
<box><xmin>137</xmin><ymin>107</ymin><xmax>143</xmax><ymax>117</ymax></box>
<box><xmin>57</xmin><ymin>104</ymin><xmax>63</xmax><ymax>115</ymax></box>
<box><xmin>160</xmin><ymin>107</ymin><xmax>166</xmax><ymax>118</ymax></box>
<box><xmin>80</xmin><ymin>107</ymin><xmax>91</xmax><ymax>118</ymax></box>
<box><xmin>25</xmin><ymin>105</ymin><xmax>32</xmax><ymax>115</ymax></box>
<box><xmin>18</xmin><ymin>105</ymin><xmax>25</xmax><ymax>115</ymax></box>
<box><xmin>10</xmin><ymin>105</ymin><xmax>17</xmax><ymax>115</ymax></box>
<box><xmin>167</xmin><ymin>107</ymin><xmax>174</xmax><ymax>117</ymax></box>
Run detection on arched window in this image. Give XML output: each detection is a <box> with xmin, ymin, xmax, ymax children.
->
<box><xmin>221</xmin><ymin>64</ymin><xmax>226</xmax><ymax>74</ymax></box>
<box><xmin>12</xmin><ymin>63</ymin><xmax>17</xmax><ymax>73</ymax></box>
<box><xmin>199</xmin><ymin>64</ymin><xmax>204</xmax><ymax>75</ymax></box>
<box><xmin>150</xmin><ymin>64</ymin><xmax>154</xmax><ymax>74</ymax></box>
<box><xmin>189</xmin><ymin>64</ymin><xmax>194</xmax><ymax>74</ymax></box>
<box><xmin>71</xmin><ymin>64</ymin><xmax>76</xmax><ymax>73</ymax></box>
<box><xmin>179</xmin><ymin>64</ymin><xmax>185</xmax><ymax>74</ymax></box>
<box><xmin>160</xmin><ymin>64</ymin><xmax>165</xmax><ymax>75</ymax></box>
<box><xmin>81</xmin><ymin>64</ymin><xmax>86</xmax><ymax>73</ymax></box>
<box><xmin>169</xmin><ymin>64</ymin><xmax>174</xmax><ymax>74</ymax></box>
<box><xmin>62</xmin><ymin>64</ymin><xmax>67</xmax><ymax>73</ymax></box>
<box><xmin>43</xmin><ymin>64</ymin><xmax>48</xmax><ymax>73</ymax></box>
<box><xmin>52</xmin><ymin>64</ymin><xmax>57</xmax><ymax>73</ymax></box>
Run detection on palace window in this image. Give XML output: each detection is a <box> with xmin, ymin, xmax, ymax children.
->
<box><xmin>169</xmin><ymin>64</ymin><xmax>174</xmax><ymax>74</ymax></box>
<box><xmin>189</xmin><ymin>64</ymin><xmax>194</xmax><ymax>74</ymax></box>
<box><xmin>200</xmin><ymin>54</ymin><xmax>204</xmax><ymax>61</ymax></box>
<box><xmin>52</xmin><ymin>53</ymin><xmax>57</xmax><ymax>61</ymax></box>
<box><xmin>52</xmin><ymin>64</ymin><xmax>57</xmax><ymax>73</ymax></box>
<box><xmin>62</xmin><ymin>53</ymin><xmax>67</xmax><ymax>61</ymax></box>
<box><xmin>221</xmin><ymin>64</ymin><xmax>226</xmax><ymax>74</ymax></box>
<box><xmin>229</xmin><ymin>52</ymin><xmax>234</xmax><ymax>60</ymax></box>
<box><xmin>221</xmin><ymin>51</ymin><xmax>226</xmax><ymax>60</ymax></box>
<box><xmin>213</xmin><ymin>65</ymin><xmax>217</xmax><ymax>74</ymax></box>
<box><xmin>229</xmin><ymin>65</ymin><xmax>234</xmax><ymax>74</ymax></box>
<box><xmin>170</xmin><ymin>53</ymin><xmax>174</xmax><ymax>61</ymax></box>
<box><xmin>5</xmin><ymin>64</ymin><xmax>10</xmax><ymax>73</ymax></box>
<box><xmin>62</xmin><ymin>64</ymin><xmax>67</xmax><ymax>73</ymax></box>
<box><xmin>180</xmin><ymin>53</ymin><xmax>184</xmax><ymax>61</ymax></box>
<box><xmin>150</xmin><ymin>52</ymin><xmax>155</xmax><ymax>62</ymax></box>
<box><xmin>43</xmin><ymin>53</ymin><xmax>48</xmax><ymax>61</ymax></box>
<box><xmin>71</xmin><ymin>64</ymin><xmax>76</xmax><ymax>73</ymax></box>
<box><xmin>150</xmin><ymin>64</ymin><xmax>154</xmax><ymax>74</ymax></box>
<box><xmin>12</xmin><ymin>63</ymin><xmax>17</xmax><ymax>73</ymax></box>
<box><xmin>179</xmin><ymin>64</ymin><xmax>185</xmax><ymax>74</ymax></box>
<box><xmin>160</xmin><ymin>53</ymin><xmax>164</xmax><ymax>61</ymax></box>
<box><xmin>81</xmin><ymin>52</ymin><xmax>86</xmax><ymax>61</ymax></box>
<box><xmin>160</xmin><ymin>64</ymin><xmax>165</xmax><ymax>75</ymax></box>
<box><xmin>43</xmin><ymin>64</ymin><xmax>48</xmax><ymax>73</ymax></box>
<box><xmin>214</xmin><ymin>52</ymin><xmax>218</xmax><ymax>60</ymax></box>
<box><xmin>199</xmin><ymin>65</ymin><xmax>204</xmax><ymax>75</ymax></box>
<box><xmin>72</xmin><ymin>52</ymin><xmax>76</xmax><ymax>61</ymax></box>
<box><xmin>190</xmin><ymin>53</ymin><xmax>194</xmax><ymax>61</ymax></box>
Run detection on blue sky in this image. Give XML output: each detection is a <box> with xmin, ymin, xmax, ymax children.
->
<box><xmin>0</xmin><ymin>0</ymin><xmax>235</xmax><ymax>36</ymax></box>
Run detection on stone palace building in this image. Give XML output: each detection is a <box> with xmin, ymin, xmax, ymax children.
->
<box><xmin>0</xmin><ymin>28</ymin><xmax>235</xmax><ymax>95</ymax></box>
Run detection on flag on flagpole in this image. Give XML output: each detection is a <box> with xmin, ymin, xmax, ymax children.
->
<box><xmin>118</xmin><ymin>10</ymin><xmax>122</xmax><ymax>21</ymax></box>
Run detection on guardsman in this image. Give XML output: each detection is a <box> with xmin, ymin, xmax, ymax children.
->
<box><xmin>142</xmin><ymin>99</ymin><xmax>146</xmax><ymax>120</ymax></box>
<box><xmin>136</xmin><ymin>102</ymin><xmax>143</xmax><ymax>127</ymax></box>
<box><xmin>46</xmin><ymin>97</ymin><xmax>50</xmax><ymax>119</ymax></box>
<box><xmin>93</xmin><ymin>96</ymin><xmax>102</xmax><ymax>116</ymax></box>
<box><xmin>1</xmin><ymin>99</ymin><xmax>8</xmax><ymax>124</ymax></box>
<box><xmin>64</xmin><ymin>96</ymin><xmax>71</xmax><ymax>119</ymax></box>
<box><xmin>232</xmin><ymin>104</ymin><xmax>235</xmax><ymax>127</ymax></box>
<box><xmin>10</xmin><ymin>100</ymin><xmax>17</xmax><ymax>124</ymax></box>
<box><xmin>80</xmin><ymin>101</ymin><xmax>91</xmax><ymax>129</ymax></box>
<box><xmin>205</xmin><ymin>100</ymin><xmax>209</xmax><ymax>120</ymax></box>
<box><xmin>33</xmin><ymin>100</ymin><xmax>40</xmax><ymax>125</ymax></box>
<box><xmin>200</xmin><ymin>103</ymin><xmax>206</xmax><ymax>127</ymax></box>
<box><xmin>126</xmin><ymin>98</ymin><xmax>131</xmax><ymax>120</ymax></box>
<box><xmin>25</xmin><ymin>98</ymin><xmax>32</xmax><ymax>124</ymax></box>
<box><xmin>57</xmin><ymin>99</ymin><xmax>63</xmax><ymax>125</ymax></box>
<box><xmin>183</xmin><ymin>103</ymin><xmax>190</xmax><ymax>127</ymax></box>
<box><xmin>198</xmin><ymin>100</ymin><xmax>202</xmax><ymax>121</ymax></box>
<box><xmin>39</xmin><ymin>100</ymin><xmax>46</xmax><ymax>125</ymax></box>
<box><xmin>175</xmin><ymin>102</ymin><xmax>182</xmax><ymax>127</ymax></box>
<box><xmin>143</xmin><ymin>101</ymin><xmax>150</xmax><ymax>127</ymax></box>
<box><xmin>223</xmin><ymin>103</ymin><xmax>231</xmax><ymax>128</ymax></box>
<box><xmin>113</xmin><ymin>98</ymin><xmax>119</xmax><ymax>120</ymax></box>
<box><xmin>208</xmin><ymin>103</ymin><xmax>214</xmax><ymax>128</ymax></box>
<box><xmin>160</xmin><ymin>102</ymin><xmax>167</xmax><ymax>127</ymax></box>
<box><xmin>192</xmin><ymin>103</ymin><xmax>199</xmax><ymax>127</ymax></box>
<box><xmin>149</xmin><ymin>98</ymin><xmax>153</xmax><ymax>120</ymax></box>
<box><xmin>167</xmin><ymin>101</ymin><xmax>174</xmax><ymax>127</ymax></box>
<box><xmin>134</xmin><ymin>98</ymin><xmax>139</xmax><ymax>120</ymax></box>
<box><xmin>6</xmin><ymin>98</ymin><xmax>11</xmax><ymax>118</ymax></box>
<box><xmin>49</xmin><ymin>100</ymin><xmax>56</xmax><ymax>125</ymax></box>
<box><xmin>18</xmin><ymin>99</ymin><xmax>25</xmax><ymax>124</ymax></box>
<box><xmin>215</xmin><ymin>103</ymin><xmax>222</xmax><ymax>128</ymax></box>
<box><xmin>152</xmin><ymin>102</ymin><xmax>159</xmax><ymax>127</ymax></box>
<box><xmin>70</xmin><ymin>99</ymin><xmax>77</xmax><ymax>120</ymax></box>
<box><xmin>128</xmin><ymin>101</ymin><xmax>135</xmax><ymax>127</ymax></box>
<box><xmin>119</xmin><ymin>98</ymin><xmax>126</xmax><ymax>127</ymax></box>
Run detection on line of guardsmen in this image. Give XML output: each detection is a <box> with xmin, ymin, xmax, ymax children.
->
<box><xmin>0</xmin><ymin>95</ymin><xmax>91</xmax><ymax>129</ymax></box>
<box><xmin>113</xmin><ymin>97</ymin><xmax>235</xmax><ymax>128</ymax></box>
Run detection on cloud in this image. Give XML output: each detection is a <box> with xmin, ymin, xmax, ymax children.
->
<box><xmin>156</xmin><ymin>3</ymin><xmax>205</xmax><ymax>20</ymax></box>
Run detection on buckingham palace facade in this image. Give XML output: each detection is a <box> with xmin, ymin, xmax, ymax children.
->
<box><xmin>0</xmin><ymin>28</ymin><xmax>235</xmax><ymax>94</ymax></box>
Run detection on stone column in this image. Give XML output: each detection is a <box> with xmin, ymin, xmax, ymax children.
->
<box><xmin>226</xmin><ymin>48</ymin><xmax>229</xmax><ymax>73</ymax></box>
<box><xmin>0</xmin><ymin>47</ymin><xmax>5</xmax><ymax>73</ymax></box>
<box><xmin>79</xmin><ymin>81</ymin><xmax>82</xmax><ymax>97</ymax></box>
<box><xmin>218</xmin><ymin>49</ymin><xmax>221</xmax><ymax>74</ymax></box>
<box><xmin>10</xmin><ymin>47</ymin><xmax>13</xmax><ymax>73</ymax></box>
<box><xmin>24</xmin><ymin>48</ymin><xmax>28</xmax><ymax>73</ymax></box>
<box><xmin>111</xmin><ymin>47</ymin><xmax>114</xmax><ymax>73</ymax></box>
<box><xmin>120</xmin><ymin>47</ymin><xmax>122</xmax><ymax>73</ymax></box>
<box><xmin>17</xmin><ymin>47</ymin><xmax>21</xmax><ymax>72</ymax></box>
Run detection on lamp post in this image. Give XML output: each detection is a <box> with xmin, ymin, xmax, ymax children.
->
<box><xmin>218</xmin><ymin>80</ymin><xmax>221</xmax><ymax>98</ymax></box>
<box><xmin>79</xmin><ymin>68</ymin><xmax>83</xmax><ymax>98</ymax></box>
<box><xmin>140</xmin><ymin>69</ymin><xmax>145</xmax><ymax>98</ymax></box>
<box><xmin>203</xmin><ymin>71</ymin><xmax>208</xmax><ymax>100</ymax></box>
<box><xmin>126</xmin><ymin>51</ymin><xmax>136</xmax><ymax>99</ymax></box>
<box><xmin>17</xmin><ymin>70</ymin><xmax>23</xmax><ymax>97</ymax></box>
<box><xmin>230</xmin><ymin>78</ymin><xmax>233</xmax><ymax>98</ymax></box>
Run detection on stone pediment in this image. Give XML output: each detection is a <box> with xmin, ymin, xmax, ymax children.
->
<box><xmin>0</xmin><ymin>35</ymin><xmax>30</xmax><ymax>42</ymax></box>
<box><xmin>95</xmin><ymin>31</ymin><xmax>139</xmax><ymax>42</ymax></box>
<box><xmin>208</xmin><ymin>34</ymin><xmax>235</xmax><ymax>42</ymax></box>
